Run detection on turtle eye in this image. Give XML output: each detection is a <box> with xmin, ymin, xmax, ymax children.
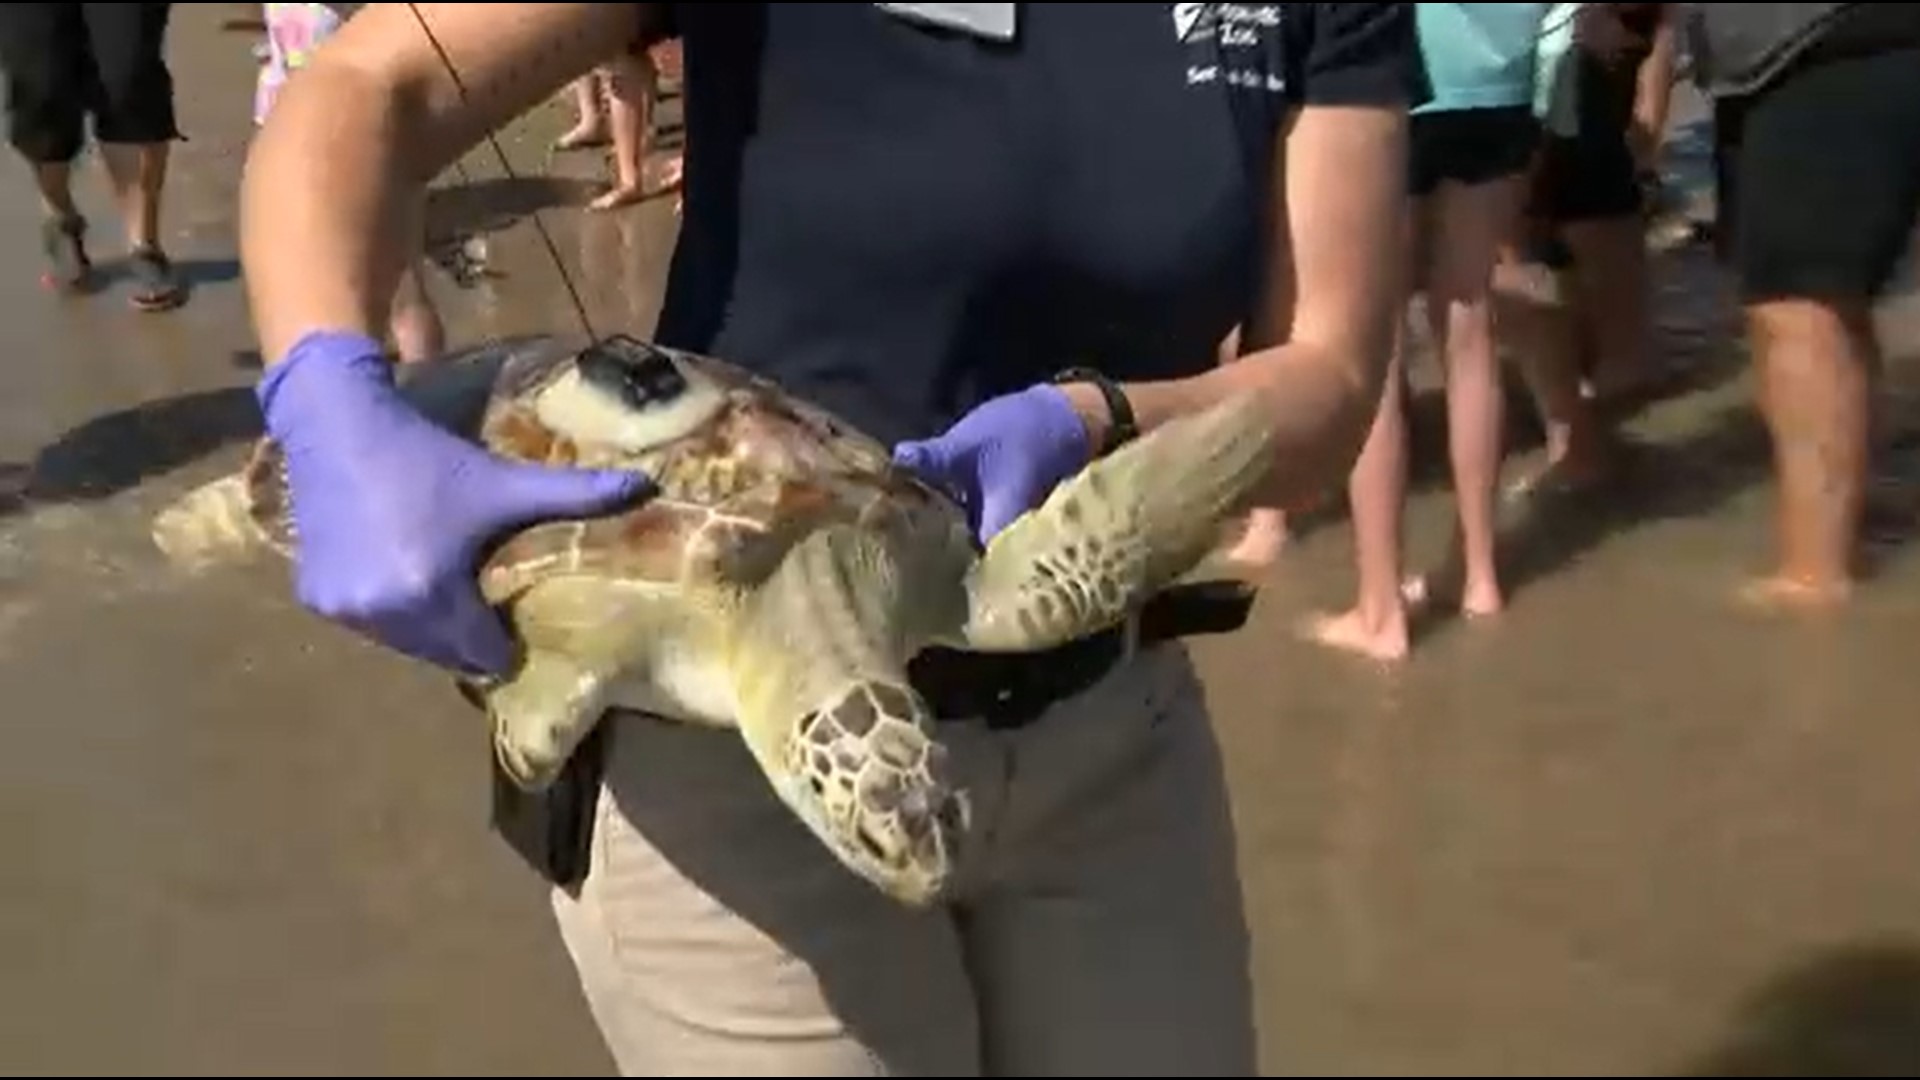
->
<box><xmin>578</xmin><ymin>335</ymin><xmax>689</xmax><ymax>410</ymax></box>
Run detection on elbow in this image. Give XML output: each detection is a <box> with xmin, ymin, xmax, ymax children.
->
<box><xmin>1334</xmin><ymin>358</ymin><xmax>1386</xmax><ymax>470</ymax></box>
<box><xmin>1346</xmin><ymin>327</ymin><xmax>1392</xmax><ymax>410</ymax></box>
<box><xmin>1302</xmin><ymin>327</ymin><xmax>1393</xmax><ymax>474</ymax></box>
<box><xmin>1318</xmin><ymin>323</ymin><xmax>1393</xmax><ymax>423</ymax></box>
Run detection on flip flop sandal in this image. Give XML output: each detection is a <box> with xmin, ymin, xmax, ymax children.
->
<box><xmin>126</xmin><ymin>248</ymin><xmax>186</xmax><ymax>312</ymax></box>
<box><xmin>40</xmin><ymin>214</ymin><xmax>94</xmax><ymax>294</ymax></box>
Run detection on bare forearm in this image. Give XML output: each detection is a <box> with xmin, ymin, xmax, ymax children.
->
<box><xmin>241</xmin><ymin>63</ymin><xmax>422</xmax><ymax>363</ymax></box>
<box><xmin>1063</xmin><ymin>339</ymin><xmax>1382</xmax><ymax>508</ymax></box>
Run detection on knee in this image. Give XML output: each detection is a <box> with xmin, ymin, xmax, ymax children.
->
<box><xmin>1744</xmin><ymin>298</ymin><xmax>1875</xmax><ymax>367</ymax></box>
<box><xmin>1427</xmin><ymin>286</ymin><xmax>1499</xmax><ymax>360</ymax></box>
<box><xmin>6</xmin><ymin>88</ymin><xmax>85</xmax><ymax>163</ymax></box>
<box><xmin>600</xmin><ymin>52</ymin><xmax>655</xmax><ymax>101</ymax></box>
<box><xmin>90</xmin><ymin>49</ymin><xmax>177</xmax><ymax>144</ymax></box>
<box><xmin>2</xmin><ymin>52</ymin><xmax>85</xmax><ymax>161</ymax></box>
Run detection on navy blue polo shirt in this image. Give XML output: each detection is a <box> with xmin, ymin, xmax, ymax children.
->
<box><xmin>652</xmin><ymin>3</ymin><xmax>1425</xmax><ymax>447</ymax></box>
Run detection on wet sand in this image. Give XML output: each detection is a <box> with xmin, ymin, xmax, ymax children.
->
<box><xmin>4</xmin><ymin>9</ymin><xmax>1920</xmax><ymax>1076</ymax></box>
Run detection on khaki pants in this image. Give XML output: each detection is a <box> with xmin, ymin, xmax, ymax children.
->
<box><xmin>549</xmin><ymin>644</ymin><xmax>1256</xmax><ymax>1076</ymax></box>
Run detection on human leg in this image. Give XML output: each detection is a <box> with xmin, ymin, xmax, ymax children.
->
<box><xmin>588</xmin><ymin>52</ymin><xmax>654</xmax><ymax>212</ymax></box>
<box><xmin>550</xmin><ymin>709</ymin><xmax>992</xmax><ymax>1075</ymax></box>
<box><xmin>1407</xmin><ymin>104</ymin><xmax>1541</xmax><ymax>618</ymax></box>
<box><xmin>1714</xmin><ymin>48</ymin><xmax>1920</xmax><ymax>607</ymax></box>
<box><xmin>81</xmin><ymin>2</ymin><xmax>185</xmax><ymax>310</ymax></box>
<box><xmin>0</xmin><ymin>5</ymin><xmax>94</xmax><ymax>291</ymax></box>
<box><xmin>387</xmin><ymin>259</ymin><xmax>445</xmax><ymax>364</ymax></box>
<box><xmin>1741</xmin><ymin>299</ymin><xmax>1879</xmax><ymax>608</ymax></box>
<box><xmin>1563</xmin><ymin>218</ymin><xmax>1653</xmax><ymax>401</ymax></box>
<box><xmin>588</xmin><ymin>49</ymin><xmax>682</xmax><ymax>212</ymax></box>
<box><xmin>1212</xmin><ymin>324</ymin><xmax>1296</xmax><ymax>569</ymax></box>
<box><xmin>555</xmin><ymin>74</ymin><xmax>609</xmax><ymax>151</ymax></box>
<box><xmin>1505</xmin><ymin>102</ymin><xmax>1648</xmax><ymax>495</ymax></box>
<box><xmin>1310</xmin><ymin>108</ymin><xmax>1534</xmax><ymax>653</ymax></box>
<box><xmin>1422</xmin><ymin>168</ymin><xmax>1529</xmax><ymax>618</ymax></box>
<box><xmin>1302</xmin><ymin>322</ymin><xmax>1415</xmax><ymax>662</ymax></box>
<box><xmin>1549</xmin><ymin>48</ymin><xmax>1659</xmax><ymax>409</ymax></box>
<box><xmin>956</xmin><ymin>647</ymin><xmax>1257</xmax><ymax>1076</ymax></box>
<box><xmin>1300</xmin><ymin>118</ymin><xmax>1429</xmax><ymax>662</ymax></box>
<box><xmin>1497</xmin><ymin>243</ymin><xmax>1602</xmax><ymax>496</ymax></box>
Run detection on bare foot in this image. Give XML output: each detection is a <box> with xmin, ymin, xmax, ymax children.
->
<box><xmin>1220</xmin><ymin>510</ymin><xmax>1289</xmax><ymax>572</ymax></box>
<box><xmin>1300</xmin><ymin>607</ymin><xmax>1409</xmax><ymax>663</ymax></box>
<box><xmin>587</xmin><ymin>183</ymin><xmax>648</xmax><ymax>212</ymax></box>
<box><xmin>1504</xmin><ymin>453</ymin><xmax>1610</xmax><ymax>503</ymax></box>
<box><xmin>554</xmin><ymin>123</ymin><xmax>608</xmax><ymax>151</ymax></box>
<box><xmin>587</xmin><ymin>156</ymin><xmax>685</xmax><ymax>213</ymax></box>
<box><xmin>1401</xmin><ymin>570</ymin><xmax>1503</xmax><ymax>621</ymax></box>
<box><xmin>1459</xmin><ymin>579</ymin><xmax>1505</xmax><ymax>620</ymax></box>
<box><xmin>655</xmin><ymin>154</ymin><xmax>685</xmax><ymax>191</ymax></box>
<box><xmin>1735</xmin><ymin>574</ymin><xmax>1852</xmax><ymax>613</ymax></box>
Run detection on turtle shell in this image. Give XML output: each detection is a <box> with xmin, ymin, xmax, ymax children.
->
<box><xmin>239</xmin><ymin>334</ymin><xmax>964</xmax><ymax>603</ymax></box>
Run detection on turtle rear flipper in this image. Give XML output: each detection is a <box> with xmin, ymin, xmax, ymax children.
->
<box><xmin>961</xmin><ymin>388</ymin><xmax>1277</xmax><ymax>652</ymax></box>
<box><xmin>727</xmin><ymin>524</ymin><xmax>970</xmax><ymax>908</ymax></box>
<box><xmin>482</xmin><ymin>568</ymin><xmax>708</xmax><ymax>791</ymax></box>
<box><xmin>485</xmin><ymin>647</ymin><xmax>621</xmax><ymax>791</ymax></box>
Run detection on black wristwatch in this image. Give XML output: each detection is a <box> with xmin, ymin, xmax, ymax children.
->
<box><xmin>1051</xmin><ymin>367</ymin><xmax>1139</xmax><ymax>457</ymax></box>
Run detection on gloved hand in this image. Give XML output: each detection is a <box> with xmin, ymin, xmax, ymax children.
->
<box><xmin>892</xmin><ymin>383</ymin><xmax>1091</xmax><ymax>545</ymax></box>
<box><xmin>258</xmin><ymin>330</ymin><xmax>653</xmax><ymax>676</ymax></box>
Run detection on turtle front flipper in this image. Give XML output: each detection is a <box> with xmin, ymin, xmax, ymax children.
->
<box><xmin>727</xmin><ymin>524</ymin><xmax>970</xmax><ymax>908</ymax></box>
<box><xmin>961</xmin><ymin>388</ymin><xmax>1278</xmax><ymax>652</ymax></box>
<box><xmin>151</xmin><ymin>474</ymin><xmax>270</xmax><ymax>570</ymax></box>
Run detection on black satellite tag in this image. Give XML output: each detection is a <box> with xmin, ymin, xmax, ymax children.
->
<box><xmin>576</xmin><ymin>335</ymin><xmax>688</xmax><ymax>410</ymax></box>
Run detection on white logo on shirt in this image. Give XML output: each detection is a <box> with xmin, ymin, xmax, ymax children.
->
<box><xmin>1174</xmin><ymin>3</ymin><xmax>1287</xmax><ymax>94</ymax></box>
<box><xmin>1172</xmin><ymin>3</ymin><xmax>1213</xmax><ymax>41</ymax></box>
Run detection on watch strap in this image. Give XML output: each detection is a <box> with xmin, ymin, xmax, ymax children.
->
<box><xmin>1051</xmin><ymin>366</ymin><xmax>1138</xmax><ymax>456</ymax></box>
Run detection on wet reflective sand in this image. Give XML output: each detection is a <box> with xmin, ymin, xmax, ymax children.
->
<box><xmin>3</xmin><ymin>9</ymin><xmax>1918</xmax><ymax>1076</ymax></box>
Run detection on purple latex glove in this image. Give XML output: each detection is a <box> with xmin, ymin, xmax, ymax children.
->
<box><xmin>258</xmin><ymin>330</ymin><xmax>652</xmax><ymax>676</ymax></box>
<box><xmin>892</xmin><ymin>383</ymin><xmax>1092</xmax><ymax>545</ymax></box>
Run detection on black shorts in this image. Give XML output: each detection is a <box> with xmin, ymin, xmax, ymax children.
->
<box><xmin>0</xmin><ymin>4</ymin><xmax>178</xmax><ymax>164</ymax></box>
<box><xmin>1408</xmin><ymin>105</ymin><xmax>1540</xmax><ymax>198</ymax></box>
<box><xmin>1531</xmin><ymin>51</ymin><xmax>1645</xmax><ymax>225</ymax></box>
<box><xmin>1714</xmin><ymin>45</ymin><xmax>1920</xmax><ymax>303</ymax></box>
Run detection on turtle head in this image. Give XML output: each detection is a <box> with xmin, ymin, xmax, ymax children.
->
<box><xmin>533</xmin><ymin>335</ymin><xmax>730</xmax><ymax>454</ymax></box>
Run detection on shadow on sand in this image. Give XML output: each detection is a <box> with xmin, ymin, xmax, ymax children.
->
<box><xmin>0</xmin><ymin>388</ymin><xmax>261</xmax><ymax>520</ymax></box>
<box><xmin>1682</xmin><ymin>938</ymin><xmax>1920</xmax><ymax>1077</ymax></box>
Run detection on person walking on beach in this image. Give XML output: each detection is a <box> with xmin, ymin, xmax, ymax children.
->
<box><xmin>1305</xmin><ymin>2</ymin><xmax>1558</xmax><ymax>661</ymax></box>
<box><xmin>554</xmin><ymin>47</ymin><xmax>684</xmax><ymax>213</ymax></box>
<box><xmin>0</xmin><ymin>4</ymin><xmax>187</xmax><ymax>310</ymax></box>
<box><xmin>1685</xmin><ymin>3</ymin><xmax>1920</xmax><ymax>608</ymax></box>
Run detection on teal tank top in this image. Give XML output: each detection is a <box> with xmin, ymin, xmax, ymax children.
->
<box><xmin>1413</xmin><ymin>2</ymin><xmax>1561</xmax><ymax>115</ymax></box>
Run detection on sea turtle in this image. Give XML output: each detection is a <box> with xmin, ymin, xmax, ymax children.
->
<box><xmin>150</xmin><ymin>333</ymin><xmax>1279</xmax><ymax>906</ymax></box>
